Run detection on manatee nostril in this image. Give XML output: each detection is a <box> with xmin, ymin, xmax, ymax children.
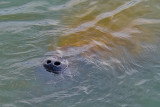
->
<box><xmin>43</xmin><ymin>57</ymin><xmax>68</xmax><ymax>74</ymax></box>
<box><xmin>46</xmin><ymin>60</ymin><xmax>52</xmax><ymax>64</ymax></box>
<box><xmin>54</xmin><ymin>61</ymin><xmax>61</xmax><ymax>66</ymax></box>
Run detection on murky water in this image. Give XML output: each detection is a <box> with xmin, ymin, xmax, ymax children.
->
<box><xmin>1</xmin><ymin>0</ymin><xmax>160</xmax><ymax>107</ymax></box>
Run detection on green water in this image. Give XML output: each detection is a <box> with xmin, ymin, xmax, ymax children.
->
<box><xmin>1</xmin><ymin>0</ymin><xmax>160</xmax><ymax>107</ymax></box>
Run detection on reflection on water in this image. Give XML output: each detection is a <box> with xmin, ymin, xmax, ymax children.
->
<box><xmin>0</xmin><ymin>0</ymin><xmax>160</xmax><ymax>107</ymax></box>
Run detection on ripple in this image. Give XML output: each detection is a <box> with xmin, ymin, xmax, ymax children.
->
<box><xmin>0</xmin><ymin>19</ymin><xmax>59</xmax><ymax>33</ymax></box>
<box><xmin>0</xmin><ymin>1</ymin><xmax>10</xmax><ymax>5</ymax></box>
<box><xmin>63</xmin><ymin>0</ymin><xmax>142</xmax><ymax>35</ymax></box>
<box><xmin>0</xmin><ymin>1</ymin><xmax>48</xmax><ymax>15</ymax></box>
<box><xmin>135</xmin><ymin>79</ymin><xmax>151</xmax><ymax>86</ymax></box>
<box><xmin>49</xmin><ymin>0</ymin><xmax>89</xmax><ymax>11</ymax></box>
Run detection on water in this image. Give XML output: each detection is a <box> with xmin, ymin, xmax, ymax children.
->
<box><xmin>0</xmin><ymin>0</ymin><xmax>160</xmax><ymax>107</ymax></box>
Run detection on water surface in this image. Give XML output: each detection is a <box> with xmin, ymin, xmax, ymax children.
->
<box><xmin>0</xmin><ymin>0</ymin><xmax>160</xmax><ymax>107</ymax></box>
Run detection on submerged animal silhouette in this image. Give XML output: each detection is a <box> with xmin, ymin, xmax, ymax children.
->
<box><xmin>43</xmin><ymin>0</ymin><xmax>156</xmax><ymax>74</ymax></box>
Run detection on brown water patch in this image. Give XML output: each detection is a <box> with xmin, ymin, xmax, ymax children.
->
<box><xmin>50</xmin><ymin>0</ymin><xmax>159</xmax><ymax>58</ymax></box>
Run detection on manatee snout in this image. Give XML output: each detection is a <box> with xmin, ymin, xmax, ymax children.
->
<box><xmin>43</xmin><ymin>57</ymin><xmax>68</xmax><ymax>74</ymax></box>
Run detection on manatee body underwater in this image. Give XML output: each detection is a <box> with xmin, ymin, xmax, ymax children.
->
<box><xmin>36</xmin><ymin>0</ymin><xmax>157</xmax><ymax>84</ymax></box>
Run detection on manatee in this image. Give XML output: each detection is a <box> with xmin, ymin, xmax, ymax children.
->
<box><xmin>41</xmin><ymin>0</ymin><xmax>155</xmax><ymax>78</ymax></box>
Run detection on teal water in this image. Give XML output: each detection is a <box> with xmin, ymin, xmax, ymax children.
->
<box><xmin>1</xmin><ymin>0</ymin><xmax>160</xmax><ymax>107</ymax></box>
